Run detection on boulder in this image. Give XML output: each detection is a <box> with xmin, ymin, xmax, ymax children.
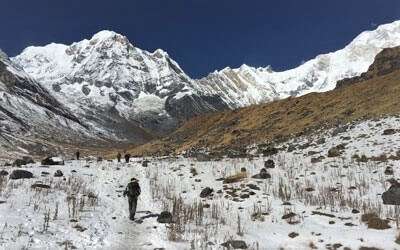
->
<box><xmin>54</xmin><ymin>170</ymin><xmax>64</xmax><ymax>177</ymax></box>
<box><xmin>41</xmin><ymin>157</ymin><xmax>64</xmax><ymax>166</ymax></box>
<box><xmin>383</xmin><ymin>184</ymin><xmax>400</xmax><ymax>205</ymax></box>
<box><xmin>252</xmin><ymin>168</ymin><xmax>271</xmax><ymax>179</ymax></box>
<box><xmin>264</xmin><ymin>159</ymin><xmax>275</xmax><ymax>169</ymax></box>
<box><xmin>157</xmin><ymin>211</ymin><xmax>173</xmax><ymax>224</ymax></box>
<box><xmin>200</xmin><ymin>187</ymin><xmax>214</xmax><ymax>198</ymax></box>
<box><xmin>9</xmin><ymin>170</ymin><xmax>33</xmax><ymax>180</ymax></box>
<box><xmin>383</xmin><ymin>129</ymin><xmax>397</xmax><ymax>135</ymax></box>
<box><xmin>327</xmin><ymin>145</ymin><xmax>345</xmax><ymax>157</ymax></box>
<box><xmin>247</xmin><ymin>184</ymin><xmax>261</xmax><ymax>191</ymax></box>
<box><xmin>13</xmin><ymin>157</ymin><xmax>34</xmax><ymax>166</ymax></box>
<box><xmin>384</xmin><ymin>167</ymin><xmax>394</xmax><ymax>175</ymax></box>
<box><xmin>0</xmin><ymin>170</ymin><xmax>8</xmax><ymax>176</ymax></box>
<box><xmin>31</xmin><ymin>182</ymin><xmax>51</xmax><ymax>189</ymax></box>
<box><xmin>221</xmin><ymin>240</ymin><xmax>248</xmax><ymax>249</ymax></box>
<box><xmin>261</xmin><ymin>147</ymin><xmax>278</xmax><ymax>156</ymax></box>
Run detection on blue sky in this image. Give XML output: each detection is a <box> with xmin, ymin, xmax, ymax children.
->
<box><xmin>1</xmin><ymin>0</ymin><xmax>399</xmax><ymax>77</ymax></box>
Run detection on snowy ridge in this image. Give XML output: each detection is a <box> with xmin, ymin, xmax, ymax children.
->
<box><xmin>0</xmin><ymin>50</ymin><xmax>103</xmax><ymax>159</ymax></box>
<box><xmin>199</xmin><ymin>20</ymin><xmax>400</xmax><ymax>107</ymax></box>
<box><xmin>10</xmin><ymin>20</ymin><xmax>400</xmax><ymax>138</ymax></box>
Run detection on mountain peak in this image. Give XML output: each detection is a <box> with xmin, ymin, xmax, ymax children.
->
<box><xmin>91</xmin><ymin>30</ymin><xmax>123</xmax><ymax>40</ymax></box>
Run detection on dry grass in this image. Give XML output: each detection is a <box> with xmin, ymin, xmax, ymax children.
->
<box><xmin>223</xmin><ymin>172</ymin><xmax>247</xmax><ymax>184</ymax></box>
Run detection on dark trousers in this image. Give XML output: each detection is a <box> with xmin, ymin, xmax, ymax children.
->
<box><xmin>128</xmin><ymin>197</ymin><xmax>138</xmax><ymax>220</ymax></box>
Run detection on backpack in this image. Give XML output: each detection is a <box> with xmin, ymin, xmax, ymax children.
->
<box><xmin>127</xmin><ymin>181</ymin><xmax>141</xmax><ymax>197</ymax></box>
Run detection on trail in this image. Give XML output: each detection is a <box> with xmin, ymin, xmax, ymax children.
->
<box><xmin>95</xmin><ymin>161</ymin><xmax>168</xmax><ymax>250</ymax></box>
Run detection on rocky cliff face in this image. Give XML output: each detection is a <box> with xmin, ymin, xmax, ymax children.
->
<box><xmin>336</xmin><ymin>46</ymin><xmax>400</xmax><ymax>88</ymax></box>
<box><xmin>0</xmin><ymin>50</ymin><xmax>99</xmax><ymax>159</ymax></box>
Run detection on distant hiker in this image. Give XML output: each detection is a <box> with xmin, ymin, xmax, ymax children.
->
<box><xmin>124</xmin><ymin>153</ymin><xmax>131</xmax><ymax>163</ymax></box>
<box><xmin>123</xmin><ymin>178</ymin><xmax>141</xmax><ymax>220</ymax></box>
<box><xmin>76</xmin><ymin>151</ymin><xmax>80</xmax><ymax>160</ymax></box>
<box><xmin>117</xmin><ymin>152</ymin><xmax>122</xmax><ymax>163</ymax></box>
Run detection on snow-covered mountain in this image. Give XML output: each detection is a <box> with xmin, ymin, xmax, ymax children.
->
<box><xmin>12</xmin><ymin>31</ymin><xmax>227</xmax><ymax>138</ymax></box>
<box><xmin>0</xmin><ymin>49</ymin><xmax>97</xmax><ymax>158</ymax></box>
<box><xmin>10</xmin><ymin>20</ymin><xmax>400</xmax><ymax>142</ymax></box>
<box><xmin>198</xmin><ymin>20</ymin><xmax>400</xmax><ymax>106</ymax></box>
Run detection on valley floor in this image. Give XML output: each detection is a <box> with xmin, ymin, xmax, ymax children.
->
<box><xmin>0</xmin><ymin>115</ymin><xmax>400</xmax><ymax>249</ymax></box>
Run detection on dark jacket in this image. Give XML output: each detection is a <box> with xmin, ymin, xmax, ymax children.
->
<box><xmin>124</xmin><ymin>181</ymin><xmax>141</xmax><ymax>198</ymax></box>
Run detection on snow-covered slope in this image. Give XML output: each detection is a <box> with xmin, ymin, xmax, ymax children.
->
<box><xmin>199</xmin><ymin>20</ymin><xmax>400</xmax><ymax>106</ymax></box>
<box><xmin>11</xmin><ymin>20</ymin><xmax>400</xmax><ymax>139</ymax></box>
<box><xmin>1</xmin><ymin>115</ymin><xmax>399</xmax><ymax>249</ymax></box>
<box><xmin>0</xmin><ymin>49</ymin><xmax>98</xmax><ymax>159</ymax></box>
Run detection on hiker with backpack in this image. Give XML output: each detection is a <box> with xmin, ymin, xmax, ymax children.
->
<box><xmin>123</xmin><ymin>178</ymin><xmax>141</xmax><ymax>220</ymax></box>
<box><xmin>124</xmin><ymin>153</ymin><xmax>131</xmax><ymax>163</ymax></box>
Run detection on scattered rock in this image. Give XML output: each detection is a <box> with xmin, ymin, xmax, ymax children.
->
<box><xmin>252</xmin><ymin>168</ymin><xmax>271</xmax><ymax>179</ymax></box>
<box><xmin>383</xmin><ymin>129</ymin><xmax>397</xmax><ymax>135</ymax></box>
<box><xmin>246</xmin><ymin>184</ymin><xmax>260</xmax><ymax>190</ymax></box>
<box><xmin>31</xmin><ymin>182</ymin><xmax>51</xmax><ymax>189</ymax></box>
<box><xmin>384</xmin><ymin>167</ymin><xmax>394</xmax><ymax>175</ymax></box>
<box><xmin>54</xmin><ymin>170</ymin><xmax>64</xmax><ymax>177</ymax></box>
<box><xmin>73</xmin><ymin>224</ymin><xmax>87</xmax><ymax>232</ymax></box>
<box><xmin>13</xmin><ymin>157</ymin><xmax>34</xmax><ymax>167</ymax></box>
<box><xmin>261</xmin><ymin>147</ymin><xmax>278</xmax><ymax>156</ymax></box>
<box><xmin>200</xmin><ymin>187</ymin><xmax>214</xmax><ymax>198</ymax></box>
<box><xmin>41</xmin><ymin>157</ymin><xmax>64</xmax><ymax>166</ymax></box>
<box><xmin>311</xmin><ymin>156</ymin><xmax>325</xmax><ymax>163</ymax></box>
<box><xmin>351</xmin><ymin>209</ymin><xmax>360</xmax><ymax>214</ymax></box>
<box><xmin>9</xmin><ymin>170</ymin><xmax>33</xmax><ymax>180</ymax></box>
<box><xmin>311</xmin><ymin>211</ymin><xmax>336</xmax><ymax>218</ymax></box>
<box><xmin>240</xmin><ymin>193</ymin><xmax>250</xmax><ymax>199</ymax></box>
<box><xmin>382</xmin><ymin>180</ymin><xmax>400</xmax><ymax>205</ymax></box>
<box><xmin>221</xmin><ymin>240</ymin><xmax>248</xmax><ymax>249</ymax></box>
<box><xmin>157</xmin><ymin>211</ymin><xmax>173</xmax><ymax>224</ymax></box>
<box><xmin>328</xmin><ymin>145</ymin><xmax>345</xmax><ymax>157</ymax></box>
<box><xmin>287</xmin><ymin>144</ymin><xmax>296</xmax><ymax>152</ymax></box>
<box><xmin>0</xmin><ymin>170</ymin><xmax>8</xmax><ymax>176</ymax></box>
<box><xmin>282</xmin><ymin>212</ymin><xmax>297</xmax><ymax>220</ymax></box>
<box><xmin>264</xmin><ymin>160</ymin><xmax>275</xmax><ymax>169</ymax></box>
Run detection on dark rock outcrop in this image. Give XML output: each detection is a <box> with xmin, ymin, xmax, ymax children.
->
<box><xmin>200</xmin><ymin>187</ymin><xmax>214</xmax><ymax>198</ymax></box>
<box><xmin>10</xmin><ymin>170</ymin><xmax>33</xmax><ymax>179</ymax></box>
<box><xmin>264</xmin><ymin>159</ymin><xmax>275</xmax><ymax>169</ymax></box>
<box><xmin>54</xmin><ymin>170</ymin><xmax>64</xmax><ymax>177</ymax></box>
<box><xmin>336</xmin><ymin>46</ymin><xmax>400</xmax><ymax>89</ymax></box>
<box><xmin>221</xmin><ymin>240</ymin><xmax>248</xmax><ymax>249</ymax></box>
<box><xmin>382</xmin><ymin>179</ymin><xmax>400</xmax><ymax>205</ymax></box>
<box><xmin>252</xmin><ymin>168</ymin><xmax>271</xmax><ymax>179</ymax></box>
<box><xmin>41</xmin><ymin>157</ymin><xmax>64</xmax><ymax>166</ymax></box>
<box><xmin>13</xmin><ymin>157</ymin><xmax>34</xmax><ymax>167</ymax></box>
<box><xmin>157</xmin><ymin>211</ymin><xmax>173</xmax><ymax>224</ymax></box>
